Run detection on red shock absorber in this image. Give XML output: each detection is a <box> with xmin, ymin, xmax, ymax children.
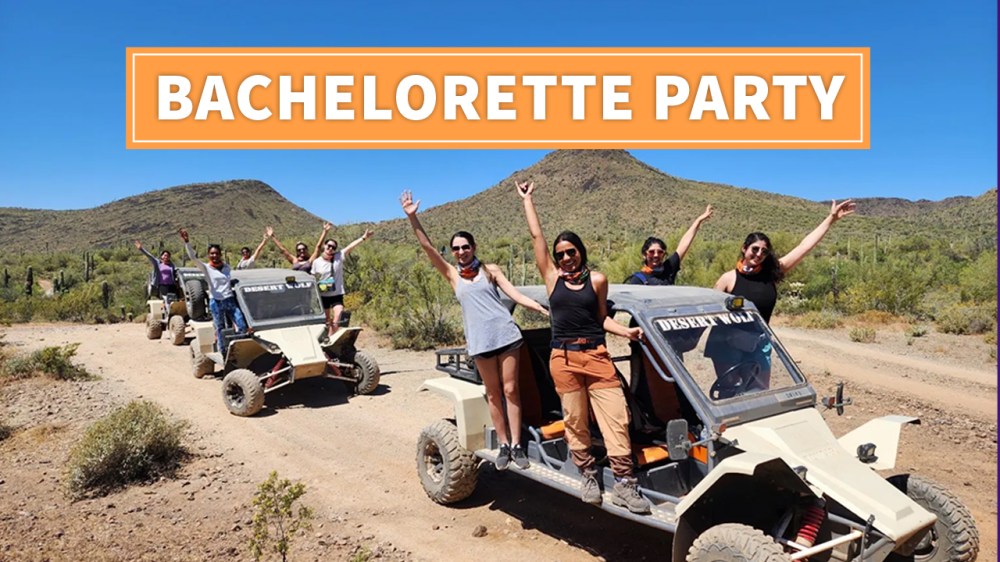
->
<box><xmin>795</xmin><ymin>504</ymin><xmax>826</xmax><ymax>548</ymax></box>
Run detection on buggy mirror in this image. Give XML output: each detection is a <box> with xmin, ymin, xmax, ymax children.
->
<box><xmin>666</xmin><ymin>419</ymin><xmax>691</xmax><ymax>460</ymax></box>
<box><xmin>821</xmin><ymin>382</ymin><xmax>853</xmax><ymax>415</ymax></box>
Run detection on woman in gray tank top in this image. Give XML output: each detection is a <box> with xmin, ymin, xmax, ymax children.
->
<box><xmin>401</xmin><ymin>191</ymin><xmax>548</xmax><ymax>471</ymax></box>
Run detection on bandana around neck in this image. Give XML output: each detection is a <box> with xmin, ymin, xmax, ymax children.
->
<box><xmin>458</xmin><ymin>257</ymin><xmax>481</xmax><ymax>279</ymax></box>
<box><xmin>559</xmin><ymin>266</ymin><xmax>590</xmax><ymax>284</ymax></box>
<box><xmin>736</xmin><ymin>258</ymin><xmax>762</xmax><ymax>275</ymax></box>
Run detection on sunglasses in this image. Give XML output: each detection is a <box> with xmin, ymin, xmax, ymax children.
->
<box><xmin>646</xmin><ymin>249</ymin><xmax>665</xmax><ymax>256</ymax></box>
<box><xmin>325</xmin><ymin>244</ymin><xmax>337</xmax><ymax>250</ymax></box>
<box><xmin>554</xmin><ymin>248</ymin><xmax>578</xmax><ymax>260</ymax></box>
<box><xmin>451</xmin><ymin>244</ymin><xmax>471</xmax><ymax>252</ymax></box>
<box><xmin>296</xmin><ymin>246</ymin><xmax>308</xmax><ymax>252</ymax></box>
<box><xmin>748</xmin><ymin>245</ymin><xmax>770</xmax><ymax>256</ymax></box>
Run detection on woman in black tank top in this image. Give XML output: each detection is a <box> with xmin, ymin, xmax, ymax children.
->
<box><xmin>518</xmin><ymin>181</ymin><xmax>651</xmax><ymax>515</ymax></box>
<box><xmin>714</xmin><ymin>199</ymin><xmax>856</xmax><ymax>323</ymax></box>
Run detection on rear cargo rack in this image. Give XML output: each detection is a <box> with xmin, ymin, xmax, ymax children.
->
<box><xmin>435</xmin><ymin>347</ymin><xmax>482</xmax><ymax>384</ymax></box>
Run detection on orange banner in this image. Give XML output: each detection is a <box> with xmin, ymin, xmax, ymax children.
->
<box><xmin>126</xmin><ymin>47</ymin><xmax>869</xmax><ymax>149</ymax></box>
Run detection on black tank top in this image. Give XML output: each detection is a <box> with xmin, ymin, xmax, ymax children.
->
<box><xmin>549</xmin><ymin>277</ymin><xmax>605</xmax><ymax>340</ymax></box>
<box><xmin>732</xmin><ymin>269</ymin><xmax>778</xmax><ymax>323</ymax></box>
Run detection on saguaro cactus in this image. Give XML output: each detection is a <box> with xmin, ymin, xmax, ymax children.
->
<box><xmin>25</xmin><ymin>266</ymin><xmax>33</xmax><ymax>296</ymax></box>
<box><xmin>3</xmin><ymin>267</ymin><xmax>8</xmax><ymax>288</ymax></box>
<box><xmin>101</xmin><ymin>281</ymin><xmax>110</xmax><ymax>308</ymax></box>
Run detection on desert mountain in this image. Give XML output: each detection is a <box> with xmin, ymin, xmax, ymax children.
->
<box><xmin>0</xmin><ymin>152</ymin><xmax>994</xmax><ymax>253</ymax></box>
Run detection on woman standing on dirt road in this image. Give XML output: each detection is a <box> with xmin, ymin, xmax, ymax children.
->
<box><xmin>401</xmin><ymin>190</ymin><xmax>547</xmax><ymax>471</ymax></box>
<box><xmin>178</xmin><ymin>228</ymin><xmax>248</xmax><ymax>351</ymax></box>
<box><xmin>311</xmin><ymin>227</ymin><xmax>375</xmax><ymax>334</ymax></box>
<box><xmin>625</xmin><ymin>205</ymin><xmax>713</xmax><ymax>286</ymax></box>
<box><xmin>517</xmin><ymin>180</ymin><xmax>651</xmax><ymax>515</ymax></box>
<box><xmin>713</xmin><ymin>199</ymin><xmax>856</xmax><ymax>324</ymax></box>
<box><xmin>269</xmin><ymin>223</ymin><xmax>329</xmax><ymax>272</ymax></box>
<box><xmin>134</xmin><ymin>239</ymin><xmax>177</xmax><ymax>299</ymax></box>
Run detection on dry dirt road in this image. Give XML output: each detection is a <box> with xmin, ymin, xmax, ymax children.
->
<box><xmin>1</xmin><ymin>322</ymin><xmax>996</xmax><ymax>561</ymax></box>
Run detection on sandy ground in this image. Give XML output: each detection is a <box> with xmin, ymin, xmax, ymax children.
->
<box><xmin>0</xmin><ymin>322</ymin><xmax>995</xmax><ymax>561</ymax></box>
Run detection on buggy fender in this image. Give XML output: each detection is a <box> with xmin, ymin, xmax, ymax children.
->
<box><xmin>191</xmin><ymin>320</ymin><xmax>216</xmax><ymax>356</ymax></box>
<box><xmin>672</xmin><ymin>453</ymin><xmax>815</xmax><ymax>562</ymax></box>
<box><xmin>252</xmin><ymin>324</ymin><xmax>329</xmax><ymax>377</ymax></box>
<box><xmin>837</xmin><ymin>415</ymin><xmax>919</xmax><ymax>471</ymax></box>
<box><xmin>419</xmin><ymin>376</ymin><xmax>488</xmax><ymax>451</ymax></box>
<box><xmin>147</xmin><ymin>299</ymin><xmax>164</xmax><ymax>319</ymax></box>
<box><xmin>325</xmin><ymin>326</ymin><xmax>362</xmax><ymax>352</ymax></box>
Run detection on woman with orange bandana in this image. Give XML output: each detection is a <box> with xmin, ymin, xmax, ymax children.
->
<box><xmin>625</xmin><ymin>205</ymin><xmax>713</xmax><ymax>286</ymax></box>
<box><xmin>713</xmin><ymin>199</ymin><xmax>856</xmax><ymax>324</ymax></box>
<box><xmin>401</xmin><ymin>190</ymin><xmax>547</xmax><ymax>472</ymax></box>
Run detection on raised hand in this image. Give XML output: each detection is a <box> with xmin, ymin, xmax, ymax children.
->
<box><xmin>265</xmin><ymin>226</ymin><xmax>274</xmax><ymax>238</ymax></box>
<box><xmin>178</xmin><ymin>228</ymin><xmax>189</xmax><ymax>243</ymax></box>
<box><xmin>830</xmin><ymin>199</ymin><xmax>856</xmax><ymax>222</ymax></box>
<box><xmin>515</xmin><ymin>180</ymin><xmax>534</xmax><ymax>198</ymax></box>
<box><xmin>699</xmin><ymin>205</ymin><xmax>714</xmax><ymax>222</ymax></box>
<box><xmin>400</xmin><ymin>190</ymin><xmax>420</xmax><ymax>216</ymax></box>
<box><xmin>323</xmin><ymin>222</ymin><xmax>333</xmax><ymax>232</ymax></box>
<box><xmin>133</xmin><ymin>239</ymin><xmax>142</xmax><ymax>250</ymax></box>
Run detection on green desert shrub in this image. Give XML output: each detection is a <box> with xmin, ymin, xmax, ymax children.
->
<box><xmin>250</xmin><ymin>471</ymin><xmax>314</xmax><ymax>562</ymax></box>
<box><xmin>935</xmin><ymin>303</ymin><xmax>996</xmax><ymax>335</ymax></box>
<box><xmin>787</xmin><ymin>310</ymin><xmax>843</xmax><ymax>329</ymax></box>
<box><xmin>905</xmin><ymin>325</ymin><xmax>928</xmax><ymax>338</ymax></box>
<box><xmin>0</xmin><ymin>343</ymin><xmax>92</xmax><ymax>381</ymax></box>
<box><xmin>65</xmin><ymin>400</ymin><xmax>187</xmax><ymax>499</ymax></box>
<box><xmin>848</xmin><ymin>327</ymin><xmax>876</xmax><ymax>343</ymax></box>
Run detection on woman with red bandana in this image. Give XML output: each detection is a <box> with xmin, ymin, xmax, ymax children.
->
<box><xmin>714</xmin><ymin>199</ymin><xmax>856</xmax><ymax>324</ymax></box>
<box><xmin>625</xmin><ymin>205</ymin><xmax>713</xmax><ymax>286</ymax></box>
<box><xmin>401</xmin><ymin>190</ymin><xmax>546</xmax><ymax>472</ymax></box>
<box><xmin>517</xmin><ymin>180</ymin><xmax>651</xmax><ymax>515</ymax></box>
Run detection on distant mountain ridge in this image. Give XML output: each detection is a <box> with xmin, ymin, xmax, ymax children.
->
<box><xmin>0</xmin><ymin>180</ymin><xmax>324</xmax><ymax>253</ymax></box>
<box><xmin>0</xmin><ymin>153</ymin><xmax>995</xmax><ymax>253</ymax></box>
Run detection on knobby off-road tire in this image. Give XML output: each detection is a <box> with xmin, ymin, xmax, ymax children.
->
<box><xmin>168</xmin><ymin>315</ymin><xmax>186</xmax><ymax>346</ymax></box>
<box><xmin>221</xmin><ymin>369</ymin><xmax>265</xmax><ymax>417</ymax></box>
<box><xmin>190</xmin><ymin>342</ymin><xmax>215</xmax><ymax>379</ymax></box>
<box><xmin>687</xmin><ymin>523</ymin><xmax>789</xmax><ymax>562</ymax></box>
<box><xmin>887</xmin><ymin>474</ymin><xmax>979</xmax><ymax>562</ymax></box>
<box><xmin>416</xmin><ymin>419</ymin><xmax>477</xmax><ymax>504</ymax></box>
<box><xmin>352</xmin><ymin>350</ymin><xmax>381</xmax><ymax>395</ymax></box>
<box><xmin>146</xmin><ymin>315</ymin><xmax>163</xmax><ymax>340</ymax></box>
<box><xmin>184</xmin><ymin>279</ymin><xmax>209</xmax><ymax>321</ymax></box>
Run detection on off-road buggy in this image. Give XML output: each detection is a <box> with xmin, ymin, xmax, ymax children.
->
<box><xmin>145</xmin><ymin>267</ymin><xmax>211</xmax><ymax>345</ymax></box>
<box><xmin>417</xmin><ymin>285</ymin><xmax>978</xmax><ymax>562</ymax></box>
<box><xmin>188</xmin><ymin>268</ymin><xmax>380</xmax><ymax>416</ymax></box>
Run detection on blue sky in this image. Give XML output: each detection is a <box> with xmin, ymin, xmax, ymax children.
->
<box><xmin>0</xmin><ymin>1</ymin><xmax>995</xmax><ymax>224</ymax></box>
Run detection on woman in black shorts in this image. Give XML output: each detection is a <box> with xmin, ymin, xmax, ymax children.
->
<box><xmin>401</xmin><ymin>190</ymin><xmax>547</xmax><ymax>471</ymax></box>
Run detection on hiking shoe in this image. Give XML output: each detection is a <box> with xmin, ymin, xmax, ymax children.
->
<box><xmin>580</xmin><ymin>469</ymin><xmax>602</xmax><ymax>505</ymax></box>
<box><xmin>511</xmin><ymin>444</ymin><xmax>530</xmax><ymax>469</ymax></box>
<box><xmin>495</xmin><ymin>444</ymin><xmax>511</xmax><ymax>471</ymax></box>
<box><xmin>612</xmin><ymin>477</ymin><xmax>651</xmax><ymax>514</ymax></box>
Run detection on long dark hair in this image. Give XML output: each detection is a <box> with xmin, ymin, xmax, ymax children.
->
<box><xmin>553</xmin><ymin>231</ymin><xmax>588</xmax><ymax>269</ymax></box>
<box><xmin>742</xmin><ymin>232</ymin><xmax>783</xmax><ymax>283</ymax></box>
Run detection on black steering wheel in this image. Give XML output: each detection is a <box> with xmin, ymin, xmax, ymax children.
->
<box><xmin>710</xmin><ymin>361</ymin><xmax>762</xmax><ymax>400</ymax></box>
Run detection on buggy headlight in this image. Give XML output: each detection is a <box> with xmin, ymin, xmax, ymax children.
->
<box><xmin>725</xmin><ymin>296</ymin><xmax>744</xmax><ymax>311</ymax></box>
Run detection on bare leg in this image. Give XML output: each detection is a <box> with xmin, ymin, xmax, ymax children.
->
<box><xmin>323</xmin><ymin>307</ymin><xmax>335</xmax><ymax>335</ymax></box>
<box><xmin>474</xmin><ymin>355</ymin><xmax>510</xmax><ymax>446</ymax></box>
<box><xmin>331</xmin><ymin>303</ymin><xmax>345</xmax><ymax>333</ymax></box>
<box><xmin>498</xmin><ymin>348</ymin><xmax>522</xmax><ymax>446</ymax></box>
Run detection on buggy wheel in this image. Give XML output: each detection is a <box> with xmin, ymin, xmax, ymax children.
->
<box><xmin>221</xmin><ymin>369</ymin><xmax>264</xmax><ymax>417</ymax></box>
<box><xmin>687</xmin><ymin>523</ymin><xmax>789</xmax><ymax>562</ymax></box>
<box><xmin>190</xmin><ymin>341</ymin><xmax>215</xmax><ymax>379</ymax></box>
<box><xmin>184</xmin><ymin>279</ymin><xmax>209</xmax><ymax>321</ymax></box>
<box><xmin>887</xmin><ymin>474</ymin><xmax>979</xmax><ymax>562</ymax></box>
<box><xmin>168</xmin><ymin>315</ymin><xmax>186</xmax><ymax>346</ymax></box>
<box><xmin>352</xmin><ymin>350</ymin><xmax>380</xmax><ymax>395</ymax></box>
<box><xmin>145</xmin><ymin>315</ymin><xmax>162</xmax><ymax>340</ymax></box>
<box><xmin>416</xmin><ymin>419</ymin><xmax>477</xmax><ymax>504</ymax></box>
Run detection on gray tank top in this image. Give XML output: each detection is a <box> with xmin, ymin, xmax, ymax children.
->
<box><xmin>454</xmin><ymin>270</ymin><xmax>523</xmax><ymax>356</ymax></box>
